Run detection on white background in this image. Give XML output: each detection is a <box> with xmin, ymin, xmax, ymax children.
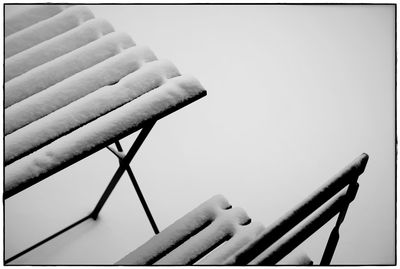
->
<box><xmin>5</xmin><ymin>4</ymin><xmax>395</xmax><ymax>265</ymax></box>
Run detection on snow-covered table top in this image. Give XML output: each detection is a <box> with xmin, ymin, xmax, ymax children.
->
<box><xmin>4</xmin><ymin>5</ymin><xmax>207</xmax><ymax>198</ymax></box>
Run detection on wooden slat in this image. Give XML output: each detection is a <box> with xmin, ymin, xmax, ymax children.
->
<box><xmin>5</xmin><ymin>45</ymin><xmax>156</xmax><ymax>135</ymax></box>
<box><xmin>5</xmin><ymin>32</ymin><xmax>134</xmax><ymax>108</ymax></box>
<box><xmin>5</xmin><ymin>76</ymin><xmax>206</xmax><ymax>198</ymax></box>
<box><xmin>117</xmin><ymin>195</ymin><xmax>266</xmax><ymax>265</ymax></box>
<box><xmin>5</xmin><ymin>5</ymin><xmax>70</xmax><ymax>37</ymax></box>
<box><xmin>5</xmin><ymin>18</ymin><xmax>114</xmax><ymax>81</ymax></box>
<box><xmin>5</xmin><ymin>6</ymin><xmax>93</xmax><ymax>58</ymax></box>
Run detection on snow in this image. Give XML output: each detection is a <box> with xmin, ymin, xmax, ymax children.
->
<box><xmin>5</xmin><ymin>60</ymin><xmax>180</xmax><ymax>164</ymax></box>
<box><xmin>116</xmin><ymin>194</ymin><xmax>264</xmax><ymax>265</ymax></box>
<box><xmin>5</xmin><ymin>45</ymin><xmax>156</xmax><ymax>136</ymax></box>
<box><xmin>5</xmin><ymin>6</ymin><xmax>94</xmax><ymax>58</ymax></box>
<box><xmin>5</xmin><ymin>5</ymin><xmax>70</xmax><ymax>37</ymax></box>
<box><xmin>277</xmin><ymin>249</ymin><xmax>313</xmax><ymax>265</ymax></box>
<box><xmin>196</xmin><ymin>221</ymin><xmax>265</xmax><ymax>265</ymax></box>
<box><xmin>154</xmin><ymin>207</ymin><xmax>250</xmax><ymax>265</ymax></box>
<box><xmin>5</xmin><ymin>75</ymin><xmax>206</xmax><ymax>195</ymax></box>
<box><xmin>5</xmin><ymin>18</ymin><xmax>114</xmax><ymax>82</ymax></box>
<box><xmin>5</xmin><ymin>32</ymin><xmax>135</xmax><ymax>108</ymax></box>
<box><xmin>116</xmin><ymin>195</ymin><xmax>231</xmax><ymax>265</ymax></box>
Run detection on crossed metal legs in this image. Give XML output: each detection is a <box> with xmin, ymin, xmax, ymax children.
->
<box><xmin>91</xmin><ymin>120</ymin><xmax>159</xmax><ymax>235</ymax></box>
<box><xmin>5</xmin><ymin>121</ymin><xmax>159</xmax><ymax>264</ymax></box>
<box><xmin>101</xmin><ymin>138</ymin><xmax>159</xmax><ymax>234</ymax></box>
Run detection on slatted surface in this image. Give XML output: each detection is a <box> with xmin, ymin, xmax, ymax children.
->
<box><xmin>4</xmin><ymin>5</ymin><xmax>207</xmax><ymax>198</ymax></box>
<box><xmin>116</xmin><ymin>195</ymin><xmax>312</xmax><ymax>265</ymax></box>
<box><xmin>116</xmin><ymin>154</ymin><xmax>368</xmax><ymax>265</ymax></box>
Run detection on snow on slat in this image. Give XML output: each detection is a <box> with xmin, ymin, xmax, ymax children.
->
<box><xmin>155</xmin><ymin>207</ymin><xmax>250</xmax><ymax>265</ymax></box>
<box><xmin>5</xmin><ymin>32</ymin><xmax>134</xmax><ymax>108</ymax></box>
<box><xmin>5</xmin><ymin>45</ymin><xmax>156</xmax><ymax>136</ymax></box>
<box><xmin>5</xmin><ymin>60</ymin><xmax>180</xmax><ymax>164</ymax></box>
<box><xmin>117</xmin><ymin>194</ymin><xmax>265</xmax><ymax>265</ymax></box>
<box><xmin>5</xmin><ymin>6</ymin><xmax>94</xmax><ymax>58</ymax></box>
<box><xmin>117</xmin><ymin>195</ymin><xmax>231</xmax><ymax>265</ymax></box>
<box><xmin>5</xmin><ymin>5</ymin><xmax>70</xmax><ymax>37</ymax></box>
<box><xmin>276</xmin><ymin>249</ymin><xmax>313</xmax><ymax>265</ymax></box>
<box><xmin>196</xmin><ymin>221</ymin><xmax>266</xmax><ymax>265</ymax></box>
<box><xmin>5</xmin><ymin>18</ymin><xmax>114</xmax><ymax>82</ymax></box>
<box><xmin>5</xmin><ymin>75</ymin><xmax>206</xmax><ymax>195</ymax></box>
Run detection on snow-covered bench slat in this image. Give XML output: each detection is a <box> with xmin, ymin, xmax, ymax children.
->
<box><xmin>5</xmin><ymin>18</ymin><xmax>114</xmax><ymax>82</ymax></box>
<box><xmin>5</xmin><ymin>45</ymin><xmax>156</xmax><ymax>136</ymax></box>
<box><xmin>5</xmin><ymin>31</ymin><xmax>135</xmax><ymax>108</ymax></box>
<box><xmin>5</xmin><ymin>60</ymin><xmax>180</xmax><ymax>164</ymax></box>
<box><xmin>5</xmin><ymin>75</ymin><xmax>206</xmax><ymax>197</ymax></box>
<box><xmin>5</xmin><ymin>6</ymin><xmax>93</xmax><ymax>59</ymax></box>
<box><xmin>196</xmin><ymin>221</ymin><xmax>266</xmax><ymax>264</ymax></box>
<box><xmin>117</xmin><ymin>195</ymin><xmax>232</xmax><ymax>265</ymax></box>
<box><xmin>116</xmin><ymin>195</ymin><xmax>311</xmax><ymax>265</ymax></box>
<box><xmin>155</xmin><ymin>207</ymin><xmax>252</xmax><ymax>265</ymax></box>
<box><xmin>5</xmin><ymin>5</ymin><xmax>70</xmax><ymax>37</ymax></box>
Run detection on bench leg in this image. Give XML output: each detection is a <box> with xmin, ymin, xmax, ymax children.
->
<box><xmin>5</xmin><ymin>121</ymin><xmax>158</xmax><ymax>264</ymax></box>
<box><xmin>90</xmin><ymin>121</ymin><xmax>156</xmax><ymax>219</ymax></box>
<box><xmin>102</xmin><ymin>140</ymin><xmax>159</xmax><ymax>234</ymax></box>
<box><xmin>320</xmin><ymin>182</ymin><xmax>359</xmax><ymax>265</ymax></box>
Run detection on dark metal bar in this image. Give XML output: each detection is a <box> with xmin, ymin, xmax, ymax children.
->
<box><xmin>125</xmin><ymin>166</ymin><xmax>159</xmax><ymax>234</ymax></box>
<box><xmin>320</xmin><ymin>226</ymin><xmax>340</xmax><ymax>265</ymax></box>
<box><xmin>114</xmin><ymin>141</ymin><xmax>159</xmax><ymax>234</ymax></box>
<box><xmin>5</xmin><ymin>214</ymin><xmax>92</xmax><ymax>264</ymax></box>
<box><xmin>115</xmin><ymin>141</ymin><xmax>124</xmax><ymax>152</ymax></box>
<box><xmin>228</xmin><ymin>153</ymin><xmax>368</xmax><ymax>265</ymax></box>
<box><xmin>90</xmin><ymin>121</ymin><xmax>156</xmax><ymax>220</ymax></box>
<box><xmin>106</xmin><ymin>145</ymin><xmax>123</xmax><ymax>159</ymax></box>
<box><xmin>251</xmin><ymin>183</ymin><xmax>359</xmax><ymax>265</ymax></box>
<box><xmin>320</xmin><ymin>183</ymin><xmax>359</xmax><ymax>265</ymax></box>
